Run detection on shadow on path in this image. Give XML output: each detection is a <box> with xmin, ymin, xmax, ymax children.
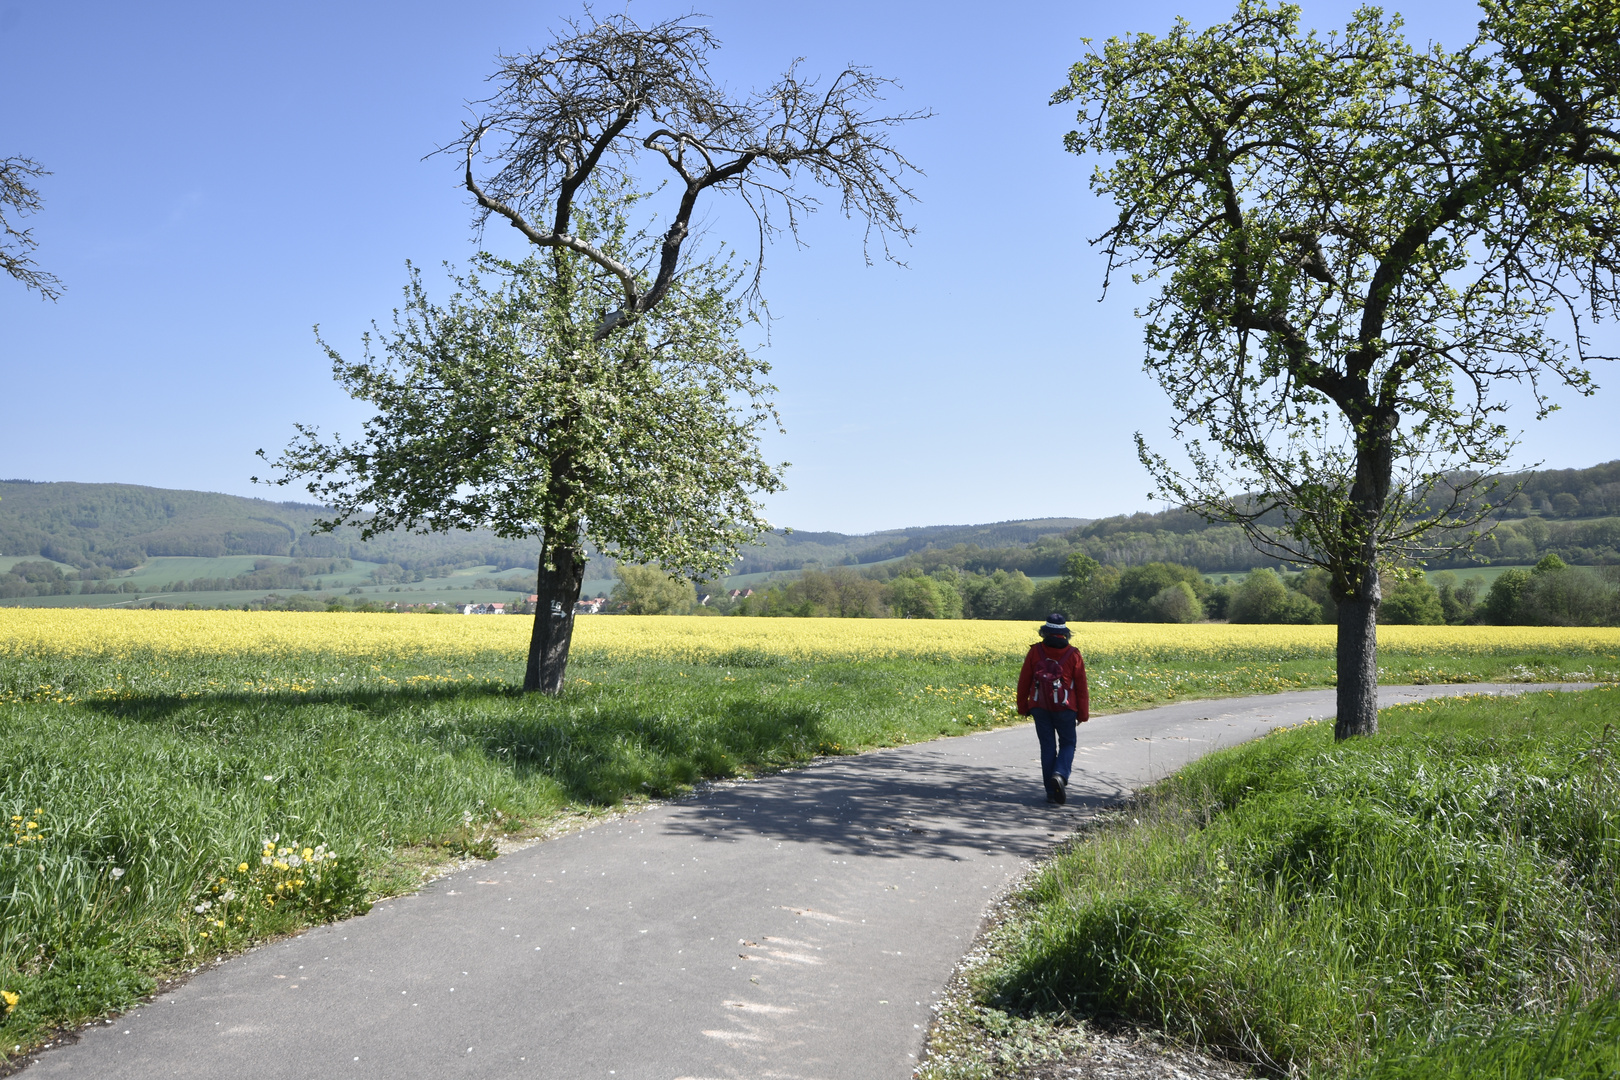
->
<box><xmin>660</xmin><ymin>741</ymin><xmax>1132</xmax><ymax>862</ymax></box>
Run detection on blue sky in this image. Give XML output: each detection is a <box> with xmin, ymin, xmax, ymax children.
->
<box><xmin>3</xmin><ymin>0</ymin><xmax>1614</xmax><ymax>534</ymax></box>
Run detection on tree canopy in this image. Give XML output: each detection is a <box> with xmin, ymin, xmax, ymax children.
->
<box><xmin>1056</xmin><ymin>0</ymin><xmax>1620</xmax><ymax>735</ymax></box>
<box><xmin>260</xmin><ymin>189</ymin><xmax>785</xmax><ymax>686</ymax></box>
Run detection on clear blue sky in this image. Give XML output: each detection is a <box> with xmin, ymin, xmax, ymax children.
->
<box><xmin>3</xmin><ymin>0</ymin><xmax>1613</xmax><ymax>534</ymax></box>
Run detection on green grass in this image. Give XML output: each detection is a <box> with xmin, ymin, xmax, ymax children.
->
<box><xmin>119</xmin><ymin>555</ymin><xmax>295</xmax><ymax>586</ymax></box>
<box><xmin>0</xmin><ymin>646</ymin><xmax>1023</xmax><ymax>1057</ymax></box>
<box><xmin>2</xmin><ymin>558</ymin><xmax>538</xmax><ymax>609</ymax></box>
<box><xmin>948</xmin><ymin>687</ymin><xmax>1620</xmax><ymax>1079</ymax></box>
<box><xmin>4</xmin><ymin>637</ymin><xmax>1618</xmax><ymax>1064</ymax></box>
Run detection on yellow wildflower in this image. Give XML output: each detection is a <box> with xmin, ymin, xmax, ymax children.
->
<box><xmin>2</xmin><ymin>608</ymin><xmax>1618</xmax><ymax>665</ymax></box>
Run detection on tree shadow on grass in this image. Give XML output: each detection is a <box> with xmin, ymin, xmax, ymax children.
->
<box><xmin>77</xmin><ymin>682</ymin><xmax>522</xmax><ymax>724</ymax></box>
<box><xmin>429</xmin><ymin>696</ymin><xmax>842</xmax><ymax>805</ymax></box>
<box><xmin>78</xmin><ymin>685</ymin><xmax>845</xmax><ymax>810</ymax></box>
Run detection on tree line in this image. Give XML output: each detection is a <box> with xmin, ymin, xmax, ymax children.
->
<box><xmin>0</xmin><ymin>557</ymin><xmax>356</xmax><ymax>598</ymax></box>
<box><xmin>602</xmin><ymin>552</ymin><xmax>1620</xmax><ymax>628</ymax></box>
<box><xmin>765</xmin><ymin>508</ymin><xmax>1620</xmax><ymax>591</ymax></box>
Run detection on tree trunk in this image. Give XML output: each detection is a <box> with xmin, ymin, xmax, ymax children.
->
<box><xmin>1334</xmin><ymin>588</ymin><xmax>1380</xmax><ymax>739</ymax></box>
<box><xmin>525</xmin><ymin>540</ymin><xmax>586</xmax><ymax>694</ymax></box>
<box><xmin>1330</xmin><ymin>396</ymin><xmax>1396</xmax><ymax>739</ymax></box>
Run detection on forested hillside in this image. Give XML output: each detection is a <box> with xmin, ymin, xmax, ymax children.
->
<box><xmin>731</xmin><ymin>518</ymin><xmax>1091</xmax><ymax>573</ymax></box>
<box><xmin>0</xmin><ymin>480</ymin><xmax>1089</xmax><ymax>580</ymax></box>
<box><xmin>0</xmin><ymin>481</ymin><xmax>561</xmax><ymax>573</ymax></box>
<box><xmin>3</xmin><ymin>461</ymin><xmax>1616</xmax><ymax>608</ymax></box>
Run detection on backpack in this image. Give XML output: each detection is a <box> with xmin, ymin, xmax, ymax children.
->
<box><xmin>1031</xmin><ymin>648</ymin><xmax>1072</xmax><ymax>709</ymax></box>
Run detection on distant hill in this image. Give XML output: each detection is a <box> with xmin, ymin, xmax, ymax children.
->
<box><xmin>766</xmin><ymin>460</ymin><xmax>1620</xmax><ymax>579</ymax></box>
<box><xmin>1058</xmin><ymin>460</ymin><xmax>1620</xmax><ymax>572</ymax></box>
<box><xmin>734</xmin><ymin>518</ymin><xmax>1093</xmax><ymax>574</ymax></box>
<box><xmin>0</xmin><ymin>481</ymin><xmax>545</xmax><ymax>573</ymax></box>
<box><xmin>4</xmin><ymin>459</ymin><xmax>1616</xmax><ymax>586</ymax></box>
<box><xmin>0</xmin><ymin>480</ymin><xmax>1090</xmax><ymax>580</ymax></box>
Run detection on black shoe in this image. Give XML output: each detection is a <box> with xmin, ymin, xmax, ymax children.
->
<box><xmin>1053</xmin><ymin>774</ymin><xmax>1068</xmax><ymax>805</ymax></box>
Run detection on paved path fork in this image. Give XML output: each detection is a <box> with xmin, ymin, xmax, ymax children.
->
<box><xmin>27</xmin><ymin>683</ymin><xmax>1587</xmax><ymax>1080</ymax></box>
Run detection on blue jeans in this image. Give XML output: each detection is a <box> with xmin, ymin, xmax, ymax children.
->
<box><xmin>1032</xmin><ymin>708</ymin><xmax>1077</xmax><ymax>784</ymax></box>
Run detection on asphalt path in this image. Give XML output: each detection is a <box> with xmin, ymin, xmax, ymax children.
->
<box><xmin>27</xmin><ymin>682</ymin><xmax>1589</xmax><ymax>1080</ymax></box>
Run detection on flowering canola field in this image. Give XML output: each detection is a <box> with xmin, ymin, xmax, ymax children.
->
<box><xmin>3</xmin><ymin>609</ymin><xmax>1618</xmax><ymax>665</ymax></box>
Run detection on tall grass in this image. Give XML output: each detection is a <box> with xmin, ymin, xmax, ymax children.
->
<box><xmin>977</xmin><ymin>688</ymin><xmax>1620</xmax><ymax>1078</ymax></box>
<box><xmin>0</xmin><ymin>646</ymin><xmax>1028</xmax><ymax>1055</ymax></box>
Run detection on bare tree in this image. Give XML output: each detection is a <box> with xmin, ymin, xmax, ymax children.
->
<box><xmin>445</xmin><ymin>9</ymin><xmax>926</xmax><ymax>335</ymax></box>
<box><xmin>1</xmin><ymin>156</ymin><xmax>62</xmax><ymax>300</ymax></box>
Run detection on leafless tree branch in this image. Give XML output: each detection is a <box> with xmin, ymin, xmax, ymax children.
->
<box><xmin>436</xmin><ymin>9</ymin><xmax>928</xmax><ymax>339</ymax></box>
<box><xmin>1</xmin><ymin>155</ymin><xmax>63</xmax><ymax>301</ymax></box>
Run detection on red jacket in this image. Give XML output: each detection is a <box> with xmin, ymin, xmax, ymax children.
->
<box><xmin>1017</xmin><ymin>643</ymin><xmax>1089</xmax><ymax>721</ymax></box>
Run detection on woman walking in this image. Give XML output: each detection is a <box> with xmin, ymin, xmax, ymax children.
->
<box><xmin>1016</xmin><ymin>612</ymin><xmax>1089</xmax><ymax>804</ymax></box>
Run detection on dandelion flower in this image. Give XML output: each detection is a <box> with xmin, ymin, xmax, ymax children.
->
<box><xmin>109</xmin><ymin>867</ymin><xmax>125</xmax><ymax>880</ymax></box>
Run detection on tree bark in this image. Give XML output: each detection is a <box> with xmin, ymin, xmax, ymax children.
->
<box><xmin>1334</xmin><ymin>588</ymin><xmax>1380</xmax><ymax>739</ymax></box>
<box><xmin>525</xmin><ymin>540</ymin><xmax>586</xmax><ymax>694</ymax></box>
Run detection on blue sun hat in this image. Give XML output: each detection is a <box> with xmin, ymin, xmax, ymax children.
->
<box><xmin>1039</xmin><ymin>612</ymin><xmax>1071</xmax><ymax>638</ymax></box>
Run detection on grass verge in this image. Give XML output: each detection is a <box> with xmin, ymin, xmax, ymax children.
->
<box><xmin>925</xmin><ymin>687</ymin><xmax>1620</xmax><ymax>1079</ymax></box>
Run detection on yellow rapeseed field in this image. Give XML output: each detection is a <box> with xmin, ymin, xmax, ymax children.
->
<box><xmin>2</xmin><ymin>608</ymin><xmax>1618</xmax><ymax>664</ymax></box>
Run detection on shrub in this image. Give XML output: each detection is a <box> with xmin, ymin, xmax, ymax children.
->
<box><xmin>1289</xmin><ymin>566</ymin><xmax>1338</xmax><ymax>622</ymax></box>
<box><xmin>612</xmin><ymin>564</ymin><xmax>697</xmax><ymax>615</ymax></box>
<box><xmin>886</xmin><ymin>573</ymin><xmax>963</xmax><ymax>619</ymax></box>
<box><xmin>1112</xmin><ymin>563</ymin><xmax>1206</xmax><ymax>621</ymax></box>
<box><xmin>1229</xmin><ymin>568</ymin><xmax>1321</xmax><ymax>623</ymax></box>
<box><xmin>959</xmin><ymin>569</ymin><xmax>1038</xmax><ymax>620</ymax></box>
<box><xmin>1149</xmin><ymin>581</ymin><xmax>1201</xmax><ymax>623</ymax></box>
<box><xmin>1518</xmin><ymin>566</ymin><xmax>1619</xmax><ymax>627</ymax></box>
<box><xmin>1481</xmin><ymin>568</ymin><xmax>1534</xmax><ymax>624</ymax></box>
<box><xmin>1433</xmin><ymin>571</ymin><xmax>1483</xmax><ymax>625</ymax></box>
<box><xmin>1381</xmin><ymin>578</ymin><xmax>1445</xmax><ymax>624</ymax></box>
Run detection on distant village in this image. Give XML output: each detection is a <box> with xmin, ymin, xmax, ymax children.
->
<box><xmin>452</xmin><ymin>588</ymin><xmax>756</xmax><ymax>616</ymax></box>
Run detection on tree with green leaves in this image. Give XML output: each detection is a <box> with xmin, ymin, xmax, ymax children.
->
<box><xmin>612</xmin><ymin>564</ymin><xmax>698</xmax><ymax>615</ymax></box>
<box><xmin>1056</xmin><ymin>0</ymin><xmax>1620</xmax><ymax>736</ymax></box>
<box><xmin>259</xmin><ymin>191</ymin><xmax>783</xmax><ymax>691</ymax></box>
<box><xmin>265</xmin><ymin>8</ymin><xmax>921</xmax><ymax>693</ymax></box>
<box><xmin>1049</xmin><ymin>551</ymin><xmax>1102</xmax><ymax>618</ymax></box>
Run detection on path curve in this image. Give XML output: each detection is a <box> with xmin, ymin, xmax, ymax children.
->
<box><xmin>26</xmin><ymin>683</ymin><xmax>1590</xmax><ymax>1080</ymax></box>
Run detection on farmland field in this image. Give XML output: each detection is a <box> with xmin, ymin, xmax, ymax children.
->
<box><xmin>6</xmin><ymin>554</ymin><xmax>655</xmax><ymax>610</ymax></box>
<box><xmin>2</xmin><ymin>611</ymin><xmax>1618</xmax><ymax>1059</ymax></box>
